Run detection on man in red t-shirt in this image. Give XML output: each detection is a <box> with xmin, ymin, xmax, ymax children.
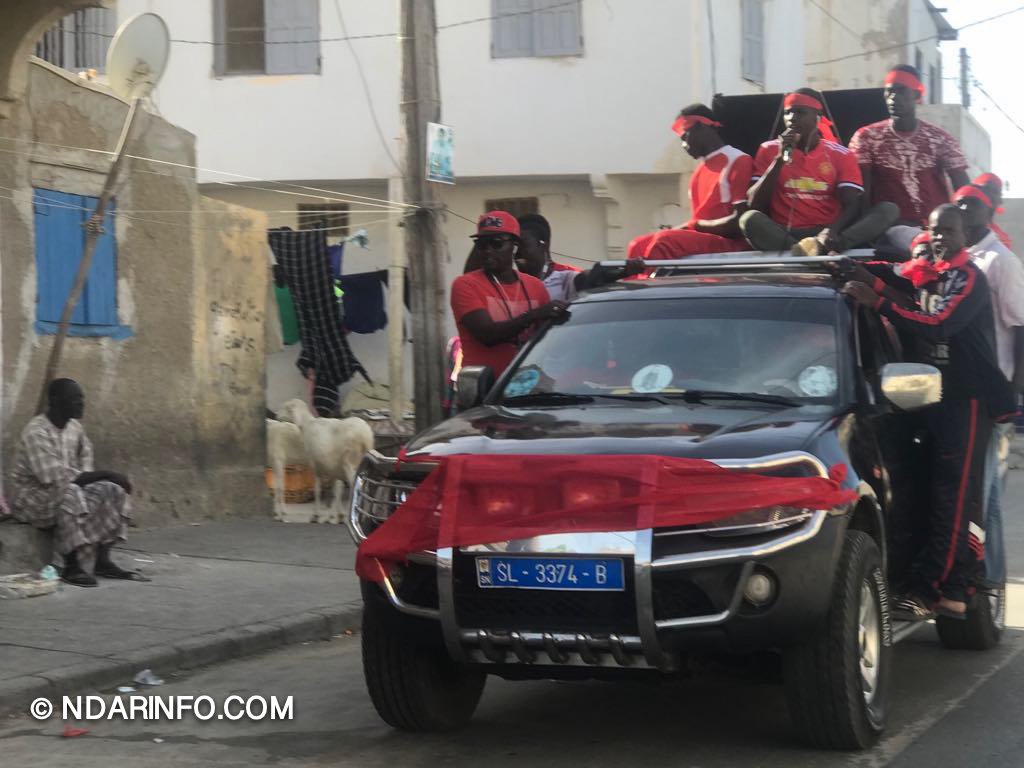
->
<box><xmin>627</xmin><ymin>104</ymin><xmax>754</xmax><ymax>262</ymax></box>
<box><xmin>450</xmin><ymin>211</ymin><xmax>565</xmax><ymax>379</ymax></box>
<box><xmin>740</xmin><ymin>88</ymin><xmax>898</xmax><ymax>255</ymax></box>
<box><xmin>849</xmin><ymin>65</ymin><xmax>969</xmax><ymax>251</ymax></box>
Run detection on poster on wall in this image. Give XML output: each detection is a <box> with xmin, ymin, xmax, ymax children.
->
<box><xmin>426</xmin><ymin>122</ymin><xmax>455</xmax><ymax>184</ymax></box>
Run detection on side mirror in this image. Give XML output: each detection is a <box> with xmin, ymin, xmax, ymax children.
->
<box><xmin>880</xmin><ymin>363</ymin><xmax>942</xmax><ymax>411</ymax></box>
<box><xmin>456</xmin><ymin>365</ymin><xmax>494</xmax><ymax>412</ymax></box>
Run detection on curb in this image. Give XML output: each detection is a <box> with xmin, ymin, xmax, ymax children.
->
<box><xmin>0</xmin><ymin>602</ymin><xmax>363</xmax><ymax>719</ymax></box>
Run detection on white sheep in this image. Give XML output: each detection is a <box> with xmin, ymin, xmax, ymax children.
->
<box><xmin>266</xmin><ymin>418</ymin><xmax>310</xmax><ymax>521</ymax></box>
<box><xmin>276</xmin><ymin>399</ymin><xmax>375</xmax><ymax>524</ymax></box>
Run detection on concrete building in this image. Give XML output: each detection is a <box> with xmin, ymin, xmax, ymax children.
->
<box><xmin>0</xmin><ymin>1</ymin><xmax>269</xmax><ymax>526</ymax></box>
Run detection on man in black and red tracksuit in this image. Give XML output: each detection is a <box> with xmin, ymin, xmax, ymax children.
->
<box><xmin>841</xmin><ymin>204</ymin><xmax>1015</xmax><ymax>620</ymax></box>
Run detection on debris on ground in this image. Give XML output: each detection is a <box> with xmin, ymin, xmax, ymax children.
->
<box><xmin>133</xmin><ymin>669</ymin><xmax>164</xmax><ymax>686</ymax></box>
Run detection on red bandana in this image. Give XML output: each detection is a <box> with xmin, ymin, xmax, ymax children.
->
<box><xmin>672</xmin><ymin>114</ymin><xmax>723</xmax><ymax>136</ymax></box>
<box><xmin>900</xmin><ymin>247</ymin><xmax>969</xmax><ymax>288</ymax></box>
<box><xmin>885</xmin><ymin>70</ymin><xmax>925</xmax><ymax>102</ymax></box>
<box><xmin>782</xmin><ymin>93</ymin><xmax>839</xmax><ymax>143</ymax></box>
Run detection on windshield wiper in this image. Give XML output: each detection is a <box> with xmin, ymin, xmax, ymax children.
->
<box><xmin>665</xmin><ymin>390</ymin><xmax>802</xmax><ymax>407</ymax></box>
<box><xmin>590</xmin><ymin>393</ymin><xmax>671</xmax><ymax>405</ymax></box>
<box><xmin>501</xmin><ymin>392</ymin><xmax>595</xmax><ymax>406</ymax></box>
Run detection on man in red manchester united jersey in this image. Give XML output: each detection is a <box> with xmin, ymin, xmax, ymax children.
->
<box><xmin>740</xmin><ymin>88</ymin><xmax>898</xmax><ymax>255</ymax></box>
<box><xmin>627</xmin><ymin>104</ymin><xmax>754</xmax><ymax>262</ymax></box>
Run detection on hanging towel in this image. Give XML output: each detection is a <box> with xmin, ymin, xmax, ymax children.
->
<box><xmin>273</xmin><ymin>282</ymin><xmax>300</xmax><ymax>346</ymax></box>
<box><xmin>327</xmin><ymin>243</ymin><xmax>345</xmax><ymax>279</ymax></box>
<box><xmin>337</xmin><ymin>270</ymin><xmax>388</xmax><ymax>334</ymax></box>
<box><xmin>268</xmin><ymin>228</ymin><xmax>368</xmax><ymax>415</ymax></box>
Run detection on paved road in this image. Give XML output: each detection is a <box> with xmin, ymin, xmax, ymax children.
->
<box><xmin>1</xmin><ymin>627</ymin><xmax>1023</xmax><ymax>768</ymax></box>
<box><xmin>4</xmin><ymin>475</ymin><xmax>1024</xmax><ymax>766</ymax></box>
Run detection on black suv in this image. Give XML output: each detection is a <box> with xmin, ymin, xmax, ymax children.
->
<box><xmin>347</xmin><ymin>257</ymin><xmax>1005</xmax><ymax>750</ymax></box>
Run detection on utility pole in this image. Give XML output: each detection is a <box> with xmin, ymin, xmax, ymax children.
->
<box><xmin>959</xmin><ymin>47</ymin><xmax>971</xmax><ymax>109</ymax></box>
<box><xmin>399</xmin><ymin>0</ymin><xmax>445</xmax><ymax>432</ymax></box>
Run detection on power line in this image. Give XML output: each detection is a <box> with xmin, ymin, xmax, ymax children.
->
<box><xmin>805</xmin><ymin>5</ymin><xmax>1024</xmax><ymax>66</ymax></box>
<box><xmin>67</xmin><ymin>0</ymin><xmax>583</xmax><ymax>48</ymax></box>
<box><xmin>333</xmin><ymin>0</ymin><xmax>402</xmax><ymax>175</ymax></box>
<box><xmin>972</xmin><ymin>77</ymin><xmax>1024</xmax><ymax>137</ymax></box>
<box><xmin>806</xmin><ymin>0</ymin><xmax>861</xmax><ymax>42</ymax></box>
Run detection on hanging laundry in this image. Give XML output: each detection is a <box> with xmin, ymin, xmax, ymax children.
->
<box><xmin>327</xmin><ymin>243</ymin><xmax>344</xmax><ymax>280</ymax></box>
<box><xmin>337</xmin><ymin>270</ymin><xmax>388</xmax><ymax>334</ymax></box>
<box><xmin>273</xmin><ymin>265</ymin><xmax>300</xmax><ymax>346</ymax></box>
<box><xmin>268</xmin><ymin>228</ymin><xmax>368</xmax><ymax>416</ymax></box>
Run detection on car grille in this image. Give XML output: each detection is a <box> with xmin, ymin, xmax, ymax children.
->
<box><xmin>350</xmin><ymin>474</ymin><xmax>419</xmax><ymax>539</ymax></box>
<box><xmin>651</xmin><ymin>565</ymin><xmax>741</xmax><ymax>622</ymax></box>
<box><xmin>452</xmin><ymin>553</ymin><xmax>638</xmax><ymax>634</ymax></box>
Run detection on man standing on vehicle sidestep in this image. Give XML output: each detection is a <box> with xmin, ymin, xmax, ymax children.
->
<box><xmin>955</xmin><ymin>184</ymin><xmax>1024</xmax><ymax>591</ymax></box>
<box><xmin>840</xmin><ymin>205</ymin><xmax>1014</xmax><ymax>620</ymax></box>
<box><xmin>450</xmin><ymin>211</ymin><xmax>567</xmax><ymax>379</ymax></box>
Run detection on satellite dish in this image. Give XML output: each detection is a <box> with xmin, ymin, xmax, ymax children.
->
<box><xmin>106</xmin><ymin>13</ymin><xmax>170</xmax><ymax>101</ymax></box>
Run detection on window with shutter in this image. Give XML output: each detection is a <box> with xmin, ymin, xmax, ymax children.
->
<box><xmin>484</xmin><ymin>197</ymin><xmax>539</xmax><ymax>218</ymax></box>
<box><xmin>741</xmin><ymin>0</ymin><xmax>765</xmax><ymax>85</ymax></box>
<box><xmin>33</xmin><ymin>189</ymin><xmax>129</xmax><ymax>338</ymax></box>
<box><xmin>492</xmin><ymin>0</ymin><xmax>582</xmax><ymax>59</ymax></box>
<box><xmin>34</xmin><ymin>6</ymin><xmax>114</xmax><ymax>73</ymax></box>
<box><xmin>214</xmin><ymin>0</ymin><xmax>320</xmax><ymax>76</ymax></box>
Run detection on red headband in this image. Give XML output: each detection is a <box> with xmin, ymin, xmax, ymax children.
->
<box><xmin>672</xmin><ymin>114</ymin><xmax>723</xmax><ymax>136</ymax></box>
<box><xmin>885</xmin><ymin>70</ymin><xmax>925</xmax><ymax>101</ymax></box>
<box><xmin>784</xmin><ymin>92</ymin><xmax>823</xmax><ymax>112</ymax></box>
<box><xmin>953</xmin><ymin>185</ymin><xmax>995</xmax><ymax>211</ymax></box>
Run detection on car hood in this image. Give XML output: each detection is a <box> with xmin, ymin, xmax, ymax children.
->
<box><xmin>403</xmin><ymin>403</ymin><xmax>839</xmax><ymax>461</ymax></box>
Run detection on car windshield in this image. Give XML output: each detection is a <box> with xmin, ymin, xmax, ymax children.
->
<box><xmin>499</xmin><ymin>296</ymin><xmax>841</xmax><ymax>405</ymax></box>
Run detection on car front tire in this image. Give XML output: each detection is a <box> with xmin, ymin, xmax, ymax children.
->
<box><xmin>783</xmin><ymin>530</ymin><xmax>892</xmax><ymax>750</ymax></box>
<box><xmin>362</xmin><ymin>597</ymin><xmax>486</xmax><ymax>731</ymax></box>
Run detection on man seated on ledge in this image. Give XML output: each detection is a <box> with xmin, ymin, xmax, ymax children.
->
<box><xmin>10</xmin><ymin>379</ymin><xmax>138</xmax><ymax>587</ymax></box>
<box><xmin>740</xmin><ymin>88</ymin><xmax>898</xmax><ymax>256</ymax></box>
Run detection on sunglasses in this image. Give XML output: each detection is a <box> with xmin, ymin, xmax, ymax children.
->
<box><xmin>477</xmin><ymin>236</ymin><xmax>513</xmax><ymax>251</ymax></box>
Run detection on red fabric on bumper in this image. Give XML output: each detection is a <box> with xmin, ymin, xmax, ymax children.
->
<box><xmin>356</xmin><ymin>454</ymin><xmax>856</xmax><ymax>581</ymax></box>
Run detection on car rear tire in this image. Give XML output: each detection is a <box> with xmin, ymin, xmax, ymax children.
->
<box><xmin>362</xmin><ymin>598</ymin><xmax>486</xmax><ymax>731</ymax></box>
<box><xmin>783</xmin><ymin>531</ymin><xmax>892</xmax><ymax>750</ymax></box>
<box><xmin>936</xmin><ymin>584</ymin><xmax>1004</xmax><ymax>650</ymax></box>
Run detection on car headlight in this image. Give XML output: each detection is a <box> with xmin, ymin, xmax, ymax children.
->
<box><xmin>702</xmin><ymin>506</ymin><xmax>813</xmax><ymax>537</ymax></box>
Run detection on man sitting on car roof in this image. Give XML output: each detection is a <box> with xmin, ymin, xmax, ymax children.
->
<box><xmin>740</xmin><ymin>88</ymin><xmax>898</xmax><ymax>257</ymax></box>
<box><xmin>627</xmin><ymin>104</ymin><xmax>754</xmax><ymax>262</ymax></box>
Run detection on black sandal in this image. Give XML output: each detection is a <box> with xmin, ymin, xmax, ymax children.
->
<box><xmin>95</xmin><ymin>563</ymin><xmax>150</xmax><ymax>581</ymax></box>
<box><xmin>61</xmin><ymin>569</ymin><xmax>98</xmax><ymax>588</ymax></box>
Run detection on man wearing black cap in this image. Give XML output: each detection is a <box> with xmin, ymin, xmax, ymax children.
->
<box><xmin>450</xmin><ymin>211</ymin><xmax>567</xmax><ymax>378</ymax></box>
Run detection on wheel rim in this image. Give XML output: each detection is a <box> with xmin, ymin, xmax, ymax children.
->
<box><xmin>859</xmin><ymin>580</ymin><xmax>880</xmax><ymax>704</ymax></box>
<box><xmin>990</xmin><ymin>586</ymin><xmax>1006</xmax><ymax>631</ymax></box>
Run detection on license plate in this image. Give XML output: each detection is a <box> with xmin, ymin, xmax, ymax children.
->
<box><xmin>476</xmin><ymin>556</ymin><xmax>625</xmax><ymax>591</ymax></box>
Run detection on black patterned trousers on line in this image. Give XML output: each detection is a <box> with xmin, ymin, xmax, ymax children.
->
<box><xmin>910</xmin><ymin>398</ymin><xmax>992</xmax><ymax>603</ymax></box>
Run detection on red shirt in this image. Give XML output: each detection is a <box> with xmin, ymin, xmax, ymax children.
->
<box><xmin>688</xmin><ymin>145</ymin><xmax>754</xmax><ymax>226</ymax></box>
<box><xmin>849</xmin><ymin>119</ymin><xmax>967</xmax><ymax>226</ymax></box>
<box><xmin>753</xmin><ymin>138</ymin><xmax>863</xmax><ymax>229</ymax></box>
<box><xmin>450</xmin><ymin>269</ymin><xmax>550</xmax><ymax>377</ymax></box>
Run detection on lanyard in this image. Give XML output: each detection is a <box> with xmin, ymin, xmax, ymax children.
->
<box><xmin>488</xmin><ymin>273</ymin><xmax>534</xmax><ymax>344</ymax></box>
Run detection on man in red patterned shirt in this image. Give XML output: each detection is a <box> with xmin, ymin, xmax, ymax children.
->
<box><xmin>740</xmin><ymin>88</ymin><xmax>898</xmax><ymax>255</ymax></box>
<box><xmin>849</xmin><ymin>65</ymin><xmax>969</xmax><ymax>250</ymax></box>
<box><xmin>627</xmin><ymin>104</ymin><xmax>753</xmax><ymax>261</ymax></box>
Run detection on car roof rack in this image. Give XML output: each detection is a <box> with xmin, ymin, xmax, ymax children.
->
<box><xmin>599</xmin><ymin>248</ymin><xmax>884</xmax><ymax>276</ymax></box>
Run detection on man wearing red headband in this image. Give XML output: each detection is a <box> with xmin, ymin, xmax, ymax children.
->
<box><xmin>740</xmin><ymin>88</ymin><xmax>897</xmax><ymax>255</ymax></box>
<box><xmin>974</xmin><ymin>172</ymin><xmax>1012</xmax><ymax>249</ymax></box>
<box><xmin>850</xmin><ymin>65</ymin><xmax>969</xmax><ymax>247</ymax></box>
<box><xmin>627</xmin><ymin>104</ymin><xmax>753</xmax><ymax>262</ymax></box>
<box><xmin>956</xmin><ymin>184</ymin><xmax>1024</xmax><ymax>591</ymax></box>
<box><xmin>841</xmin><ymin>204</ymin><xmax>1013</xmax><ymax>620</ymax></box>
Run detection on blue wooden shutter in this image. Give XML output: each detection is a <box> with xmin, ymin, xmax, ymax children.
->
<box><xmin>34</xmin><ymin>189</ymin><xmax>87</xmax><ymax>325</ymax></box>
<box><xmin>33</xmin><ymin>188</ymin><xmax>118</xmax><ymax>330</ymax></box>
<box><xmin>265</xmin><ymin>0</ymin><xmax>319</xmax><ymax>74</ymax></box>
<box><xmin>81</xmin><ymin>195</ymin><xmax>118</xmax><ymax>326</ymax></box>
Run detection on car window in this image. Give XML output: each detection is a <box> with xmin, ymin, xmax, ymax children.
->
<box><xmin>502</xmin><ymin>297</ymin><xmax>841</xmax><ymax>403</ymax></box>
